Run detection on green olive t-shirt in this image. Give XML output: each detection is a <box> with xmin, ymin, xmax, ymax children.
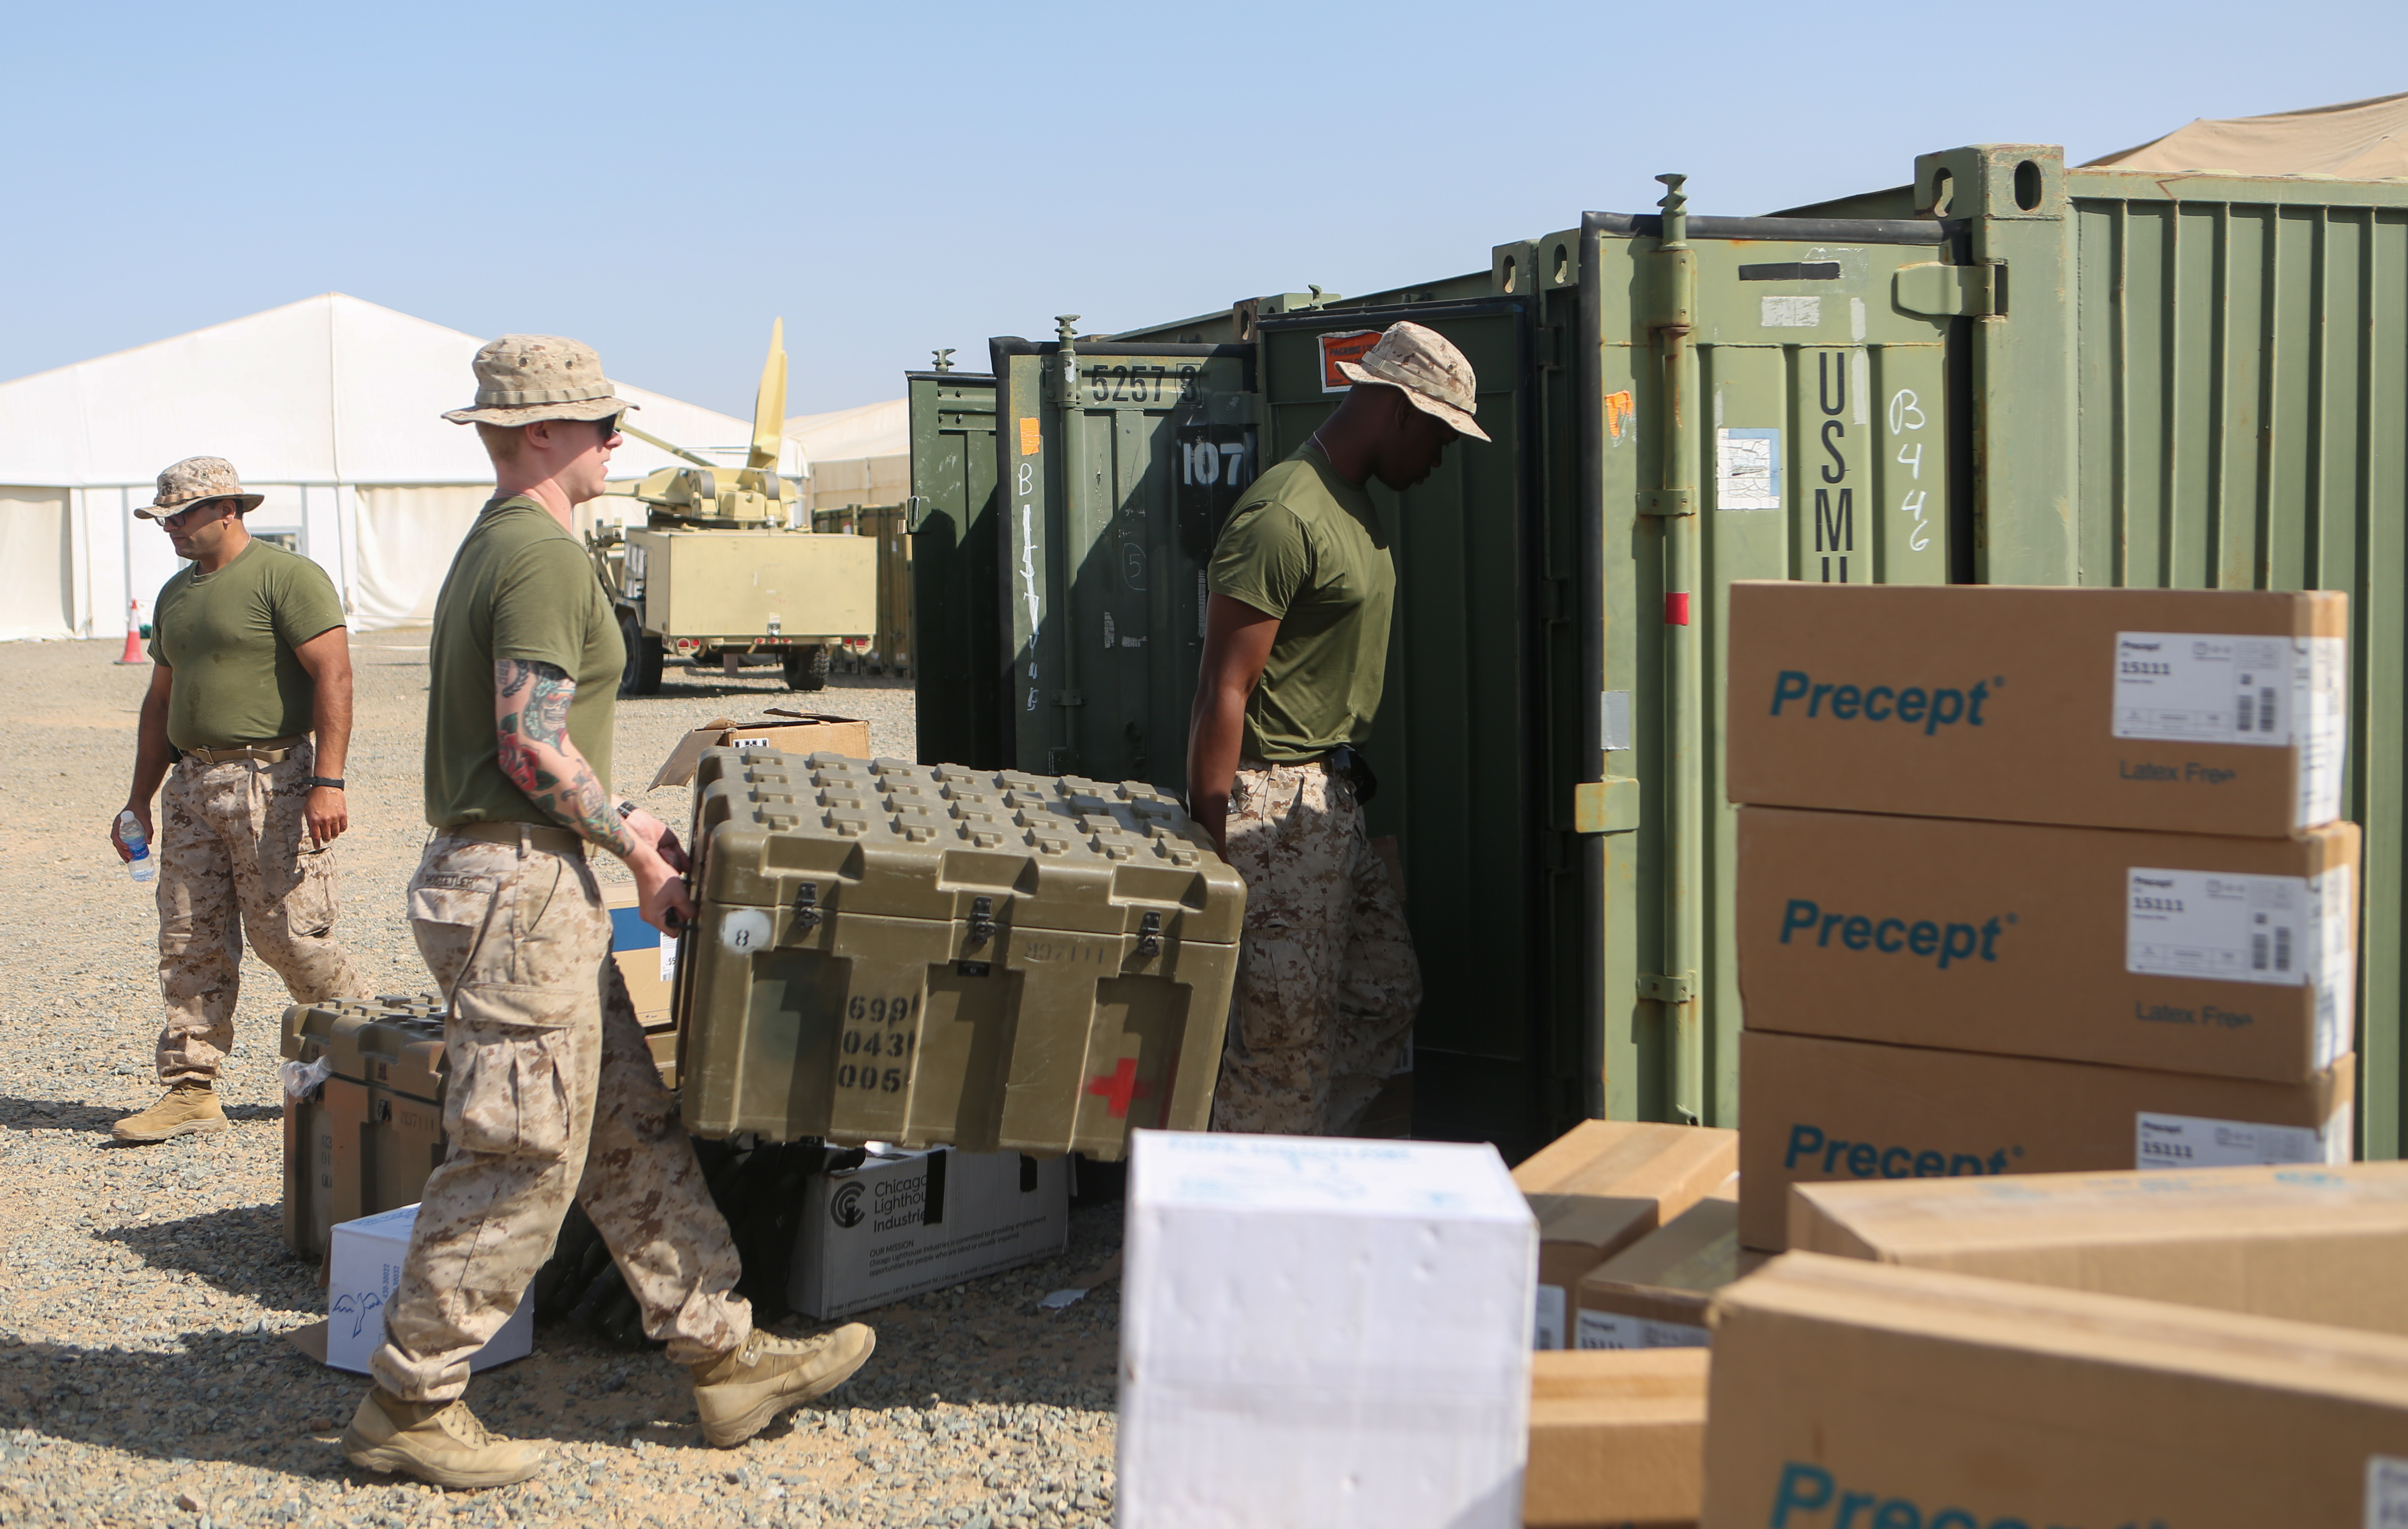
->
<box><xmin>1206</xmin><ymin>440</ymin><xmax>1395</xmax><ymax>762</ymax></box>
<box><xmin>148</xmin><ymin>539</ymin><xmax>347</xmax><ymax>750</ymax></box>
<box><xmin>423</xmin><ymin>496</ymin><xmax>624</xmax><ymax>829</ymax></box>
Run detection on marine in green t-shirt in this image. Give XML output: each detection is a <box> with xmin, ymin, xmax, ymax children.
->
<box><xmin>344</xmin><ymin>337</ymin><xmax>872</xmax><ymax>1491</ymax></box>
<box><xmin>150</xmin><ymin>538</ymin><xmax>349</xmax><ymax>749</ymax></box>
<box><xmin>1187</xmin><ymin>320</ymin><xmax>1489</xmax><ymax>1139</ymax></box>
<box><xmin>111</xmin><ymin>455</ymin><xmax>363</xmax><ymax>1148</ymax></box>
<box><xmin>422</xmin><ymin>496</ymin><xmax>624</xmax><ymax>829</ymax></box>
<box><xmin>1207</xmin><ymin>441</ymin><xmax>1394</xmax><ymax>764</ymax></box>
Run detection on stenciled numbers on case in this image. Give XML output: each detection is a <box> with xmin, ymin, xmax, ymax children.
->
<box><xmin>837</xmin><ymin>993</ymin><xmax>917</xmax><ymax>1094</ymax></box>
<box><xmin>1019</xmin><ymin>937</ymin><xmax>1112</xmax><ymax>966</ymax></box>
<box><xmin>1181</xmin><ymin>440</ymin><xmax>1249</xmax><ymax>487</ymax></box>
<box><xmin>1887</xmin><ymin>387</ymin><xmax>1933</xmax><ymax>553</ymax></box>
<box><xmin>834</xmin><ymin>1062</ymin><xmax>909</xmax><ymax>1093</ymax></box>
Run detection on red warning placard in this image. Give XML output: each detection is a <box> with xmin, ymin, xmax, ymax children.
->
<box><xmin>1317</xmin><ymin>330</ymin><xmax>1380</xmax><ymax>392</ymax></box>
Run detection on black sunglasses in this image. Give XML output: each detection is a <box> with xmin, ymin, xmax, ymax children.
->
<box><xmin>159</xmin><ymin>500</ymin><xmax>230</xmax><ymax>530</ymax></box>
<box><xmin>594</xmin><ymin>413</ymin><xmax>621</xmax><ymax>441</ymax></box>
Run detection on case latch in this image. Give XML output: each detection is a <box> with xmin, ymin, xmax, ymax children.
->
<box><xmin>1136</xmin><ymin>911</ymin><xmax>1163</xmax><ymax>958</ymax></box>
<box><xmin>966</xmin><ymin>894</ymin><xmax>996</xmax><ymax>948</ymax></box>
<box><xmin>792</xmin><ymin>881</ymin><xmax>822</xmax><ymax>934</ymax></box>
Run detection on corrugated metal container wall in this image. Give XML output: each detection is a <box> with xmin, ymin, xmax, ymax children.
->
<box><xmin>1575</xmin><ymin>199</ymin><xmax>1972</xmax><ymax>1133</ymax></box>
<box><xmin>904</xmin><ymin>370</ymin><xmax>1003</xmax><ymax>769</ymax></box>
<box><xmin>988</xmin><ymin>335</ymin><xmax>1256</xmax><ymax>788</ymax></box>
<box><xmin>1988</xmin><ymin>153</ymin><xmax>2408</xmax><ymax>1155</ymax></box>
<box><xmin>903</xmin><ymin>144</ymin><xmax>2408</xmax><ymax>1162</ymax></box>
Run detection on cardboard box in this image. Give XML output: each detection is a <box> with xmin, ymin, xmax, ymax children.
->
<box><xmin>1512</xmin><ymin>1121</ymin><xmax>1739</xmax><ymax>1348</ymax></box>
<box><xmin>1701</xmin><ymin>1253</ymin><xmax>2408</xmax><ymax>1529</ymax></box>
<box><xmin>1119</xmin><ymin>1131</ymin><xmax>1534</xmax><ymax>1529</ymax></box>
<box><xmin>1790</xmin><ymin>1161</ymin><xmax>2408</xmax><ymax>1336</ymax></box>
<box><xmin>1739</xmin><ymin>805</ymin><xmax>2358</xmax><ymax>1081</ymax></box>
<box><xmin>1574</xmin><ymin>1188</ymin><xmax>1765</xmax><ymax>1351</ymax></box>
<box><xmin>1724</xmin><ymin>582</ymin><xmax>2348</xmax><ymax>836</ymax></box>
<box><xmin>326</xmin><ymin>1204</ymin><xmax>530</xmax><ymax>1374</ymax></box>
<box><xmin>603</xmin><ymin>887</ymin><xmax>681</xmax><ymax>1031</ymax></box>
<box><xmin>648</xmin><ymin>711</ymin><xmax>873</xmax><ymax>789</ymax></box>
<box><xmin>1525</xmin><ymin>1349</ymin><xmax>1706</xmax><ymax>1529</ymax></box>
<box><xmin>1737</xmin><ymin>1030</ymin><xmax>2352</xmax><ymax>1251</ymax></box>
<box><xmin>786</xmin><ymin>1146</ymin><xmax>1069</xmax><ymax>1320</ymax></box>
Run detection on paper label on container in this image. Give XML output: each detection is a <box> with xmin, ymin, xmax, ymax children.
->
<box><xmin>1716</xmin><ymin>429</ymin><xmax>1781</xmax><ymax>510</ymax></box>
<box><xmin>2135</xmin><ymin>1107</ymin><xmax>2351</xmax><ymax>1172</ymax></box>
<box><xmin>1533</xmin><ymin>1284</ymin><xmax>1566</xmax><ymax>1350</ymax></box>
<box><xmin>659</xmin><ymin>937</ymin><xmax>680</xmax><ymax>985</ymax></box>
<box><xmin>2365</xmin><ymin>1455</ymin><xmax>2408</xmax><ymax>1529</ymax></box>
<box><xmin>1575</xmin><ymin>1310</ymin><xmax>1710</xmax><ymax>1350</ymax></box>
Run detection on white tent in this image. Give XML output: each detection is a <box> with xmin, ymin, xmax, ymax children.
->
<box><xmin>0</xmin><ymin>293</ymin><xmax>806</xmax><ymax>638</ymax></box>
<box><xmin>786</xmin><ymin>398</ymin><xmax>908</xmax><ymax>513</ymax></box>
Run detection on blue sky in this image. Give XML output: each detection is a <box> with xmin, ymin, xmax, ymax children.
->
<box><xmin>2</xmin><ymin>2</ymin><xmax>2398</xmax><ymax>417</ymax></box>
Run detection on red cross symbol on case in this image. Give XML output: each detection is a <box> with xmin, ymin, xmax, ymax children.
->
<box><xmin>1084</xmin><ymin>1057</ymin><xmax>1150</xmax><ymax>1119</ymax></box>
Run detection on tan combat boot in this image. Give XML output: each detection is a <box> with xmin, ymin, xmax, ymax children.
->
<box><xmin>691</xmin><ymin>1324</ymin><xmax>876</xmax><ymax>1447</ymax></box>
<box><xmin>339</xmin><ymin>1387</ymin><xmax>545</xmax><ymax>1489</ymax></box>
<box><xmin>112</xmin><ymin>1083</ymin><xmax>229</xmax><ymax>1143</ymax></box>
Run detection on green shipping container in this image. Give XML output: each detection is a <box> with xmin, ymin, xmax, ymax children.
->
<box><xmin>910</xmin><ymin>142</ymin><xmax>2408</xmax><ymax>1160</ymax></box>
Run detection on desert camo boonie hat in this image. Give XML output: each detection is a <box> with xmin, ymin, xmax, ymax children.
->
<box><xmin>440</xmin><ymin>334</ymin><xmax>639</xmax><ymax>426</ymax></box>
<box><xmin>1336</xmin><ymin>320</ymin><xmax>1491</xmax><ymax>443</ymax></box>
<box><xmin>135</xmin><ymin>456</ymin><xmax>264</xmax><ymax>519</ymax></box>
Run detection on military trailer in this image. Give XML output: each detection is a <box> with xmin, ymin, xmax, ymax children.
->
<box><xmin>589</xmin><ymin>321</ymin><xmax>878</xmax><ymax>695</ymax></box>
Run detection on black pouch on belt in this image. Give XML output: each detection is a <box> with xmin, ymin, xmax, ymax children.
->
<box><xmin>1329</xmin><ymin>744</ymin><xmax>1378</xmax><ymax>806</ymax></box>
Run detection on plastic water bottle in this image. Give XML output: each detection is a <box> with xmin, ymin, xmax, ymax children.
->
<box><xmin>118</xmin><ymin>811</ymin><xmax>155</xmax><ymax>883</ymax></box>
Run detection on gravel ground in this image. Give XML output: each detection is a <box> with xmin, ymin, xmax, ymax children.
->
<box><xmin>0</xmin><ymin>633</ymin><xmax>1122</xmax><ymax>1528</ymax></box>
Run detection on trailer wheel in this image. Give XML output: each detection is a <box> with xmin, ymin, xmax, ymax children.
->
<box><xmin>782</xmin><ymin>644</ymin><xmax>831</xmax><ymax>692</ymax></box>
<box><xmin>618</xmin><ymin>608</ymin><xmax>663</xmax><ymax>696</ymax></box>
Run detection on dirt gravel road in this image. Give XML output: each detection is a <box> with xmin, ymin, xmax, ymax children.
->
<box><xmin>0</xmin><ymin>633</ymin><xmax>1121</xmax><ymax>1529</ymax></box>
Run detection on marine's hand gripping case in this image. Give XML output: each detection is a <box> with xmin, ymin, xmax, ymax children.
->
<box><xmin>678</xmin><ymin>751</ymin><xmax>1244</xmax><ymax>1158</ymax></box>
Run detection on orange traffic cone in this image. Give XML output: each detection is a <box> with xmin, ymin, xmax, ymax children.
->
<box><xmin>117</xmin><ymin>600</ymin><xmax>145</xmax><ymax>665</ymax></box>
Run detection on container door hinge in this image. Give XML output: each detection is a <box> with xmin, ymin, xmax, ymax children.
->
<box><xmin>965</xmin><ymin>895</ymin><xmax>996</xmax><ymax>948</ymax></box>
<box><xmin>1639</xmin><ymin>971</ymin><xmax>1695</xmax><ymax>1003</ymax></box>
<box><xmin>1893</xmin><ymin>261</ymin><xmax>1998</xmax><ymax>318</ymax></box>
<box><xmin>1639</xmin><ymin>488</ymin><xmax>1694</xmax><ymax>517</ymax></box>
<box><xmin>792</xmin><ymin>881</ymin><xmax>822</xmax><ymax>933</ymax></box>
<box><xmin>1136</xmin><ymin>911</ymin><xmax>1163</xmax><ymax>958</ymax></box>
<box><xmin>1572</xmin><ymin>777</ymin><xmax>1642</xmax><ymax>834</ymax></box>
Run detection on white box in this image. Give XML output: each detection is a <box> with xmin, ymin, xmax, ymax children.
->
<box><xmin>786</xmin><ymin>1146</ymin><xmax>1071</xmax><ymax>1320</ymax></box>
<box><xmin>1118</xmin><ymin>1131</ymin><xmax>1537</xmax><ymax>1529</ymax></box>
<box><xmin>326</xmin><ymin>1204</ymin><xmax>533</xmax><ymax>1375</ymax></box>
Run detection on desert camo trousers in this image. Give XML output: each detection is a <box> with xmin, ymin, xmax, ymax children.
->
<box><xmin>371</xmin><ymin>829</ymin><xmax>751</xmax><ymax>1403</ymax></box>
<box><xmin>154</xmin><ymin>742</ymin><xmax>362</xmax><ymax>1085</ymax></box>
<box><xmin>1210</xmin><ymin>760</ymin><xmax>1421</xmax><ymax>1137</ymax></box>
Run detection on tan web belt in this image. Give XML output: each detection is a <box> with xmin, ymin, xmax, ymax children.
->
<box><xmin>180</xmin><ymin>735</ymin><xmax>307</xmax><ymax>766</ymax></box>
<box><xmin>436</xmin><ymin>820</ymin><xmax>588</xmax><ymax>857</ymax></box>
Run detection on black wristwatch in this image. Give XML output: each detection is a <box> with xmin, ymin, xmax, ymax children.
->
<box><xmin>308</xmin><ymin>776</ymin><xmax>345</xmax><ymax>790</ymax></box>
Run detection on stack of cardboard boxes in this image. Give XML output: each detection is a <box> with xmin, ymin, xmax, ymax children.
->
<box><xmin>1724</xmin><ymin>582</ymin><xmax>2357</xmax><ymax>1251</ymax></box>
<box><xmin>1513</xmin><ymin>1120</ymin><xmax>1738</xmax><ymax>1350</ymax></box>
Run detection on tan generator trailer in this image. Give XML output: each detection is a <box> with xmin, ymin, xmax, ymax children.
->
<box><xmin>589</xmin><ymin>319</ymin><xmax>877</xmax><ymax>694</ymax></box>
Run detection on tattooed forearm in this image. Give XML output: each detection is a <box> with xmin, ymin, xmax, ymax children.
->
<box><xmin>493</xmin><ymin>659</ymin><xmax>634</xmax><ymax>857</ymax></box>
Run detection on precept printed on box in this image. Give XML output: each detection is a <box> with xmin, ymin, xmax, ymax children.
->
<box><xmin>1724</xmin><ymin>583</ymin><xmax>2349</xmax><ymax>836</ymax></box>
<box><xmin>1737</xmin><ymin>807</ymin><xmax>2358</xmax><ymax>1081</ymax></box>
